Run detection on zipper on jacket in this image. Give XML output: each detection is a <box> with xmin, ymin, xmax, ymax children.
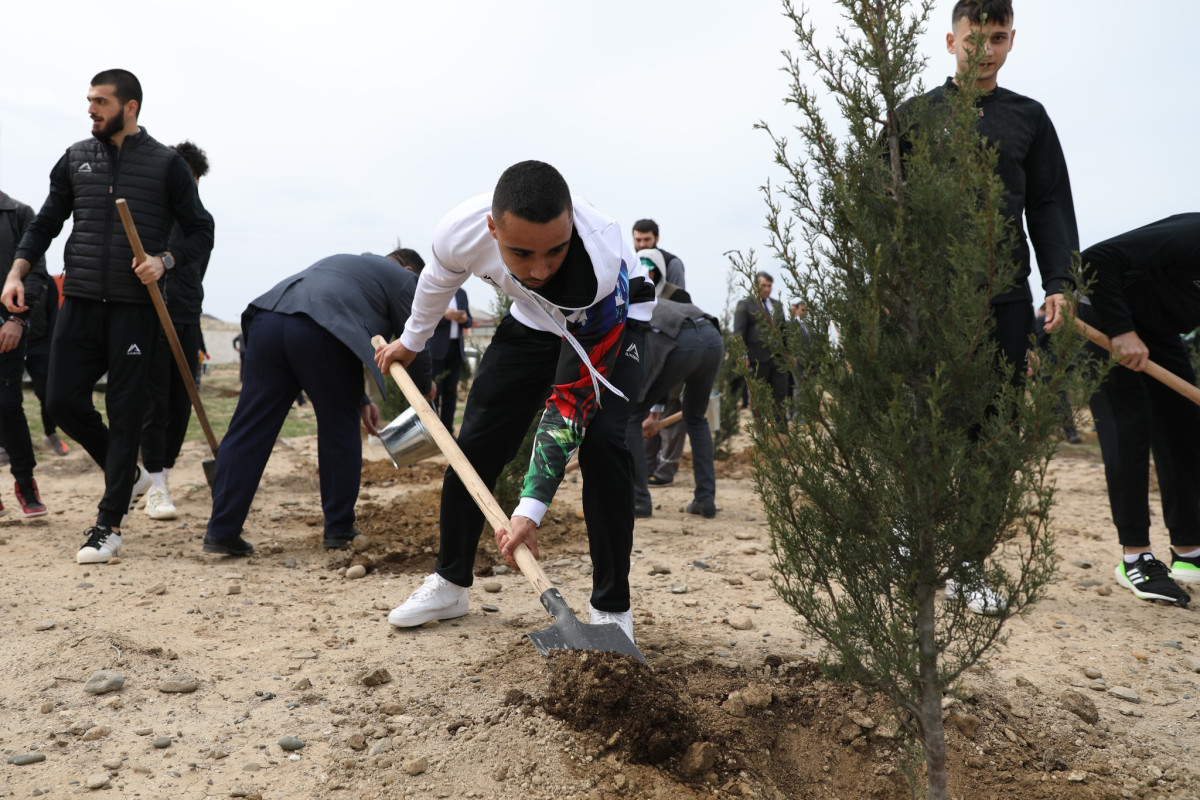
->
<box><xmin>101</xmin><ymin>139</ymin><xmax>124</xmax><ymax>303</ymax></box>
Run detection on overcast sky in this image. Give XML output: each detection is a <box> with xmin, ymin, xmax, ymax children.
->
<box><xmin>3</xmin><ymin>1</ymin><xmax>1197</xmax><ymax>325</ymax></box>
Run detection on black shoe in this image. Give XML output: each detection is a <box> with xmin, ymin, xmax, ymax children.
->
<box><xmin>647</xmin><ymin>476</ymin><xmax>673</xmax><ymax>487</ymax></box>
<box><xmin>634</xmin><ymin>505</ymin><xmax>653</xmax><ymax>519</ymax></box>
<box><xmin>1115</xmin><ymin>553</ymin><xmax>1190</xmax><ymax>608</ymax></box>
<box><xmin>1065</xmin><ymin>429</ymin><xmax>1082</xmax><ymax>444</ymax></box>
<box><xmin>685</xmin><ymin>501</ymin><xmax>717</xmax><ymax>519</ymax></box>
<box><xmin>203</xmin><ymin>535</ymin><xmax>254</xmax><ymax>556</ymax></box>
<box><xmin>323</xmin><ymin>527</ymin><xmax>364</xmax><ymax>549</ymax></box>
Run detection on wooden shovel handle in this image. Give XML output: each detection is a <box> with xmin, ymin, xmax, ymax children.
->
<box><xmin>371</xmin><ymin>335</ymin><xmax>553</xmax><ymax>595</ymax></box>
<box><xmin>115</xmin><ymin>199</ymin><xmax>220</xmax><ymax>457</ymax></box>
<box><xmin>1074</xmin><ymin>318</ymin><xmax>1200</xmax><ymax>407</ymax></box>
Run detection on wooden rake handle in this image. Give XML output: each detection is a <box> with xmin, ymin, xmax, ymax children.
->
<box><xmin>371</xmin><ymin>336</ymin><xmax>554</xmax><ymax>596</ymax></box>
<box><xmin>115</xmin><ymin>199</ymin><xmax>220</xmax><ymax>456</ymax></box>
<box><xmin>1074</xmin><ymin>318</ymin><xmax>1200</xmax><ymax>408</ymax></box>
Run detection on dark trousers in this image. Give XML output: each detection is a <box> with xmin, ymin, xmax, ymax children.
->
<box><xmin>432</xmin><ymin>342</ymin><xmax>465</xmax><ymax>433</ymax></box>
<box><xmin>749</xmin><ymin>358</ymin><xmax>790</xmax><ymax>425</ymax></box>
<box><xmin>436</xmin><ymin>313</ymin><xmax>644</xmax><ymax>612</ymax></box>
<box><xmin>47</xmin><ymin>297</ymin><xmax>158</xmax><ymax>527</ymax></box>
<box><xmin>25</xmin><ymin>339</ymin><xmax>56</xmax><ymax>436</ymax></box>
<box><xmin>207</xmin><ymin>311</ymin><xmax>364</xmax><ymax>541</ymax></box>
<box><xmin>141</xmin><ymin>321</ymin><xmax>201</xmax><ymax>472</ymax></box>
<box><xmin>643</xmin><ymin>394</ymin><xmax>686</xmax><ymax>482</ymax></box>
<box><xmin>629</xmin><ymin>320</ymin><xmax>723</xmax><ymax>509</ymax></box>
<box><xmin>1081</xmin><ymin>305</ymin><xmax>1200</xmax><ymax>548</ymax></box>
<box><xmin>0</xmin><ymin>335</ymin><xmax>35</xmax><ymax>483</ymax></box>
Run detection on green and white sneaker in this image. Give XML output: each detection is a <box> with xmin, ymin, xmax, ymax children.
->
<box><xmin>1115</xmin><ymin>553</ymin><xmax>1190</xmax><ymax>607</ymax></box>
<box><xmin>1169</xmin><ymin>549</ymin><xmax>1200</xmax><ymax>584</ymax></box>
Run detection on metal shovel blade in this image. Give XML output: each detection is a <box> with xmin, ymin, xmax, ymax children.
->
<box><xmin>525</xmin><ymin>588</ymin><xmax>648</xmax><ymax>665</ymax></box>
<box><xmin>202</xmin><ymin>458</ymin><xmax>216</xmax><ymax>487</ymax></box>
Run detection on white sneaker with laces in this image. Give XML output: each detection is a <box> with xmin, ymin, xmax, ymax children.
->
<box><xmin>588</xmin><ymin>603</ymin><xmax>635</xmax><ymax>644</ymax></box>
<box><xmin>388</xmin><ymin>573</ymin><xmax>469</xmax><ymax>628</ymax></box>
<box><xmin>145</xmin><ymin>485</ymin><xmax>178</xmax><ymax>520</ymax></box>
<box><xmin>944</xmin><ymin>578</ymin><xmax>1007</xmax><ymax>616</ymax></box>
<box><xmin>77</xmin><ymin>527</ymin><xmax>122</xmax><ymax>564</ymax></box>
<box><xmin>129</xmin><ymin>467</ymin><xmax>153</xmax><ymax>511</ymax></box>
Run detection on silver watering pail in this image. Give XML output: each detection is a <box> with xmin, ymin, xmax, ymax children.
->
<box><xmin>378</xmin><ymin>406</ymin><xmax>440</xmax><ymax>468</ymax></box>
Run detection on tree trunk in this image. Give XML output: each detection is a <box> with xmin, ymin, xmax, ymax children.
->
<box><xmin>916</xmin><ymin>582</ymin><xmax>949</xmax><ymax>800</ymax></box>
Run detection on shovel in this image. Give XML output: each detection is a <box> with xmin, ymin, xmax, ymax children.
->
<box><xmin>1075</xmin><ymin>318</ymin><xmax>1200</xmax><ymax>407</ymax></box>
<box><xmin>371</xmin><ymin>335</ymin><xmax>647</xmax><ymax>665</ymax></box>
<box><xmin>116</xmin><ymin>199</ymin><xmax>220</xmax><ymax>486</ymax></box>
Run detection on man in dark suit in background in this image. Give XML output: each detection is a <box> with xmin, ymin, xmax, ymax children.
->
<box><xmin>428</xmin><ymin>286</ymin><xmax>472</xmax><ymax>433</ymax></box>
<box><xmin>201</xmin><ymin>253</ymin><xmax>432</xmax><ymax>555</ymax></box>
<box><xmin>733</xmin><ymin>271</ymin><xmax>788</xmax><ymax>424</ymax></box>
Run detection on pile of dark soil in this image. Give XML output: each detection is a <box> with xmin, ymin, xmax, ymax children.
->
<box><xmin>533</xmin><ymin>648</ymin><xmax>1126</xmax><ymax>799</ymax></box>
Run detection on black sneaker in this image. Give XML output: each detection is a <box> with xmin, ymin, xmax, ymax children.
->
<box><xmin>323</xmin><ymin>526</ymin><xmax>364</xmax><ymax>549</ymax></box>
<box><xmin>633</xmin><ymin>504</ymin><xmax>653</xmax><ymax>519</ymax></box>
<box><xmin>203</xmin><ymin>535</ymin><xmax>254</xmax><ymax>556</ymax></box>
<box><xmin>685</xmin><ymin>501</ymin><xmax>717</xmax><ymax>519</ymax></box>
<box><xmin>1115</xmin><ymin>553</ymin><xmax>1190</xmax><ymax>607</ymax></box>
<box><xmin>14</xmin><ymin>479</ymin><xmax>48</xmax><ymax>518</ymax></box>
<box><xmin>647</xmin><ymin>476</ymin><xmax>673</xmax><ymax>487</ymax></box>
<box><xmin>1170</xmin><ymin>548</ymin><xmax>1200</xmax><ymax>585</ymax></box>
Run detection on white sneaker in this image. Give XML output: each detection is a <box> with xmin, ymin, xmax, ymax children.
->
<box><xmin>145</xmin><ymin>485</ymin><xmax>178</xmax><ymax>520</ymax></box>
<box><xmin>129</xmin><ymin>467</ymin><xmax>153</xmax><ymax>512</ymax></box>
<box><xmin>944</xmin><ymin>578</ymin><xmax>1007</xmax><ymax>616</ymax></box>
<box><xmin>588</xmin><ymin>603</ymin><xmax>635</xmax><ymax>644</ymax></box>
<box><xmin>388</xmin><ymin>573</ymin><xmax>469</xmax><ymax>628</ymax></box>
<box><xmin>77</xmin><ymin>527</ymin><xmax>122</xmax><ymax>564</ymax></box>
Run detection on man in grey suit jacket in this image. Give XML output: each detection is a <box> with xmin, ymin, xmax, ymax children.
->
<box><xmin>202</xmin><ymin>253</ymin><xmax>432</xmax><ymax>555</ymax></box>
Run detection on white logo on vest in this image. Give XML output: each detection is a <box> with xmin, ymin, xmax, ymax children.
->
<box><xmin>78</xmin><ymin>163</ymin><xmax>92</xmax><ymax>173</ymax></box>
<box><xmin>126</xmin><ymin>344</ymin><xmax>142</xmax><ymax>356</ymax></box>
<box><xmin>624</xmin><ymin>343</ymin><xmax>639</xmax><ymax>363</ymax></box>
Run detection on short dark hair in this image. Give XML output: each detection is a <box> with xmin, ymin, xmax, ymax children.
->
<box><xmin>491</xmin><ymin>161</ymin><xmax>571</xmax><ymax>224</ymax></box>
<box><xmin>952</xmin><ymin>0</ymin><xmax>1012</xmax><ymax>26</ymax></box>
<box><xmin>91</xmin><ymin>69</ymin><xmax>143</xmax><ymax>117</ymax></box>
<box><xmin>632</xmin><ymin>219</ymin><xmax>659</xmax><ymax>237</ymax></box>
<box><xmin>388</xmin><ymin>247</ymin><xmax>425</xmax><ymax>273</ymax></box>
<box><xmin>172</xmin><ymin>140</ymin><xmax>209</xmax><ymax>180</ymax></box>
<box><xmin>755</xmin><ymin>271</ymin><xmax>775</xmax><ymax>284</ymax></box>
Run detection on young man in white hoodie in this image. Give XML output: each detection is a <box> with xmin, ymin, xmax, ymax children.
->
<box><xmin>375</xmin><ymin>161</ymin><xmax>655</xmax><ymax>643</ymax></box>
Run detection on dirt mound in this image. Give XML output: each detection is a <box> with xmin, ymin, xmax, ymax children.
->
<box><xmin>543</xmin><ymin>651</ymin><xmax>698</xmax><ymax>765</ymax></box>
<box><xmin>360</xmin><ymin>457</ymin><xmax>446</xmax><ymax>487</ymax></box>
<box><xmin>532</xmin><ymin>650</ymin><xmax>1126</xmax><ymax>799</ymax></box>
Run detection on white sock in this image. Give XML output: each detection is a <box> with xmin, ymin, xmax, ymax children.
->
<box><xmin>149</xmin><ymin>471</ymin><xmax>166</xmax><ymax>490</ymax></box>
<box><xmin>1173</xmin><ymin>547</ymin><xmax>1200</xmax><ymax>559</ymax></box>
<box><xmin>1124</xmin><ymin>552</ymin><xmax>1152</xmax><ymax>564</ymax></box>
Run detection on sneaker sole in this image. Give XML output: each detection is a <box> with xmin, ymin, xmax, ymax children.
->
<box><xmin>147</xmin><ymin>507</ymin><xmax>178</xmax><ymax>520</ymax></box>
<box><xmin>388</xmin><ymin>598</ymin><xmax>470</xmax><ymax>628</ymax></box>
<box><xmin>77</xmin><ymin>549</ymin><xmax>118</xmax><ymax>564</ymax></box>
<box><xmin>1114</xmin><ymin>565</ymin><xmax>1188</xmax><ymax>602</ymax></box>
<box><xmin>21</xmin><ymin>508</ymin><xmax>49</xmax><ymax>519</ymax></box>
<box><xmin>1169</xmin><ymin>566</ymin><xmax>1200</xmax><ymax>584</ymax></box>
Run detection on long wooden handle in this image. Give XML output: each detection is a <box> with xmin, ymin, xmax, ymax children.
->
<box><xmin>115</xmin><ymin>199</ymin><xmax>220</xmax><ymax>457</ymax></box>
<box><xmin>371</xmin><ymin>336</ymin><xmax>553</xmax><ymax>596</ymax></box>
<box><xmin>1074</xmin><ymin>318</ymin><xmax>1200</xmax><ymax>407</ymax></box>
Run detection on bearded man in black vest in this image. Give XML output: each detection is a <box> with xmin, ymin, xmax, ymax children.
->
<box><xmin>2</xmin><ymin>68</ymin><xmax>214</xmax><ymax>565</ymax></box>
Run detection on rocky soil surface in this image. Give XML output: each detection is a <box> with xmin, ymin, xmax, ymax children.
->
<box><xmin>0</xmin><ymin>419</ymin><xmax>1197</xmax><ymax>799</ymax></box>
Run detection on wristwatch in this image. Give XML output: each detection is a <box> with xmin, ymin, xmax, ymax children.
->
<box><xmin>160</xmin><ymin>252</ymin><xmax>176</xmax><ymax>271</ymax></box>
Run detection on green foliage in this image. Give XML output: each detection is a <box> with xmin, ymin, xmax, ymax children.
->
<box><xmin>714</xmin><ymin>270</ymin><xmax>745</xmax><ymax>458</ymax></box>
<box><xmin>737</xmin><ymin>2</ymin><xmax>1100</xmax><ymax>797</ymax></box>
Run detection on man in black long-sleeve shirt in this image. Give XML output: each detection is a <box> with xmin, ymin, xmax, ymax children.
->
<box><xmin>140</xmin><ymin>140</ymin><xmax>215</xmax><ymax>521</ymax></box>
<box><xmin>1079</xmin><ymin>214</ymin><xmax>1200</xmax><ymax>609</ymax></box>
<box><xmin>1</xmin><ymin>69</ymin><xmax>214</xmax><ymax>565</ymax></box>
<box><xmin>914</xmin><ymin>1</ymin><xmax>1079</xmax><ymax>615</ymax></box>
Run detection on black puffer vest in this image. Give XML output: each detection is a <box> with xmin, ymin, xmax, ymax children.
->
<box><xmin>63</xmin><ymin>129</ymin><xmax>176</xmax><ymax>304</ymax></box>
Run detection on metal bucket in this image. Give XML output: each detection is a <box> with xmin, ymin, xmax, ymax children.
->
<box><xmin>378</xmin><ymin>406</ymin><xmax>440</xmax><ymax>468</ymax></box>
<box><xmin>705</xmin><ymin>391</ymin><xmax>721</xmax><ymax>431</ymax></box>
